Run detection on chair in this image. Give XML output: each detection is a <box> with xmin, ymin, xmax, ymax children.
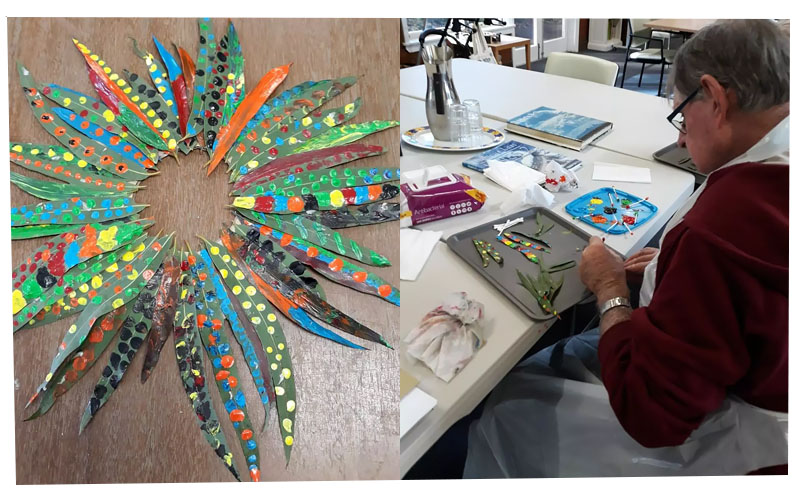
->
<box><xmin>544</xmin><ymin>52</ymin><xmax>619</xmax><ymax>86</ymax></box>
<box><xmin>620</xmin><ymin>19</ymin><xmax>677</xmax><ymax>96</ymax></box>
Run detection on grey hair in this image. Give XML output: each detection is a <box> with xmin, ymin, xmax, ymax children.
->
<box><xmin>666</xmin><ymin>20</ymin><xmax>789</xmax><ymax>112</ymax></box>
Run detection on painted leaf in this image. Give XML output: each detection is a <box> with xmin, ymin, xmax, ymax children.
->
<box><xmin>11</xmin><ymin>196</ymin><xmax>147</xmax><ymax>227</ymax></box>
<box><xmin>188</xmin><ymin>18</ymin><xmax>213</xmax><ymax>142</ymax></box>
<box><xmin>9</xmin><ymin>142</ymin><xmax>136</xmax><ymax>191</ymax></box>
<box><xmin>12</xmin><ymin>223</ymin><xmax>86</xmax><ymax>240</ymax></box>
<box><xmin>78</xmin><ymin>263</ymin><xmax>164</xmax><ymax>432</ymax></box>
<box><xmin>229</xmin><ymin>77</ymin><xmax>357</xmax><ymax>171</ymax></box>
<box><xmin>16</xmin><ymin>64</ymin><xmax>150</xmax><ymax>181</ymax></box>
<box><xmin>220</xmin><ymin>22</ymin><xmax>245</xmax><ymax>126</ymax></box>
<box><xmin>11</xmin><ymin>219</ymin><xmax>152</xmax><ymax>319</ymax></box>
<box><xmin>232</xmin><ymin>143</ymin><xmax>385</xmax><ymax>193</ymax></box>
<box><xmin>201</xmin><ymin>31</ymin><xmax>230</xmax><ymax>153</ymax></box>
<box><xmin>39</xmin><ymin>83</ymin><xmax>158</xmax><ymax>162</ymax></box>
<box><xmin>207</xmin><ymin>63</ymin><xmax>290</xmax><ymax>175</ymax></box>
<box><xmin>232</xmin><ymin>183</ymin><xmax>399</xmax><ymax>214</ymax></box>
<box><xmin>226</xmin><ymin>229</ymin><xmax>392</xmax><ymax>348</ymax></box>
<box><xmin>291</xmin><ymin>202</ymin><xmax>400</xmax><ymax>229</ymax></box>
<box><xmin>189</xmin><ymin>248</ymin><xmax>261</xmax><ymax>482</ymax></box>
<box><xmin>237</xmin><ymin>219</ymin><xmax>399</xmax><ymax>306</ymax></box>
<box><xmin>233</xmin><ymin>98</ymin><xmax>362</xmax><ymax>178</ymax></box>
<box><xmin>199</xmin><ymin>242</ymin><xmax>299</xmax><ymax>464</ymax></box>
<box><xmin>241</xmin><ymin>213</ymin><xmax>390</xmax><ymax>267</ymax></box>
<box><xmin>121</xmin><ymin>68</ymin><xmax>182</xmax><ymax>147</ymax></box>
<box><xmin>290</xmin><ymin>120</ymin><xmax>399</xmax><ymax>154</ymax></box>
<box><xmin>240</xmin><ymin>166</ymin><xmax>399</xmax><ymax>197</ymax></box>
<box><xmin>197</xmin><ymin>248</ymin><xmax>274</xmax><ymax>433</ymax></box>
<box><xmin>173</xmin><ymin>251</ymin><xmax>240</xmax><ymax>481</ymax></box>
<box><xmin>28</xmin><ymin>234</ymin><xmax>171</xmax><ymax>401</ymax></box>
<box><xmin>10</xmin><ymin>171</ymin><xmax>136</xmax><ymax>201</ymax></box>
<box><xmin>24</xmin><ymin>305</ymin><xmax>130</xmax><ymax>421</ymax></box>
<box><xmin>13</xmin><ymin>233</ymin><xmax>150</xmax><ymax>332</ymax></box>
<box><xmin>140</xmin><ymin>252</ymin><xmax>180</xmax><ymax>383</ymax></box>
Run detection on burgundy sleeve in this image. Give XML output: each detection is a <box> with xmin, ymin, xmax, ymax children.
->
<box><xmin>598</xmin><ymin>226</ymin><xmax>751</xmax><ymax>448</ymax></box>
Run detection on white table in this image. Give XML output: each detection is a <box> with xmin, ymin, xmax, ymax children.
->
<box><xmin>400</xmin><ymin>241</ymin><xmax>554</xmax><ymax>475</ymax></box>
<box><xmin>399</xmin><ymin>93</ymin><xmax>695</xmax><ymax>476</ymax></box>
<box><xmin>401</xmin><ymin>58</ymin><xmax>679</xmax><ymax>162</ymax></box>
<box><xmin>401</xmin><ymin>95</ymin><xmax>695</xmax><ymax>259</ymax></box>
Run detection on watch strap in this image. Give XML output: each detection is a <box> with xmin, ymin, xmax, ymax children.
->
<box><xmin>598</xmin><ymin>296</ymin><xmax>632</xmax><ymax>317</ymax></box>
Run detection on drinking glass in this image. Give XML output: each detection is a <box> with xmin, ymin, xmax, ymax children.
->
<box><xmin>463</xmin><ymin>99</ymin><xmax>484</xmax><ymax>141</ymax></box>
<box><xmin>447</xmin><ymin>103</ymin><xmax>470</xmax><ymax>143</ymax></box>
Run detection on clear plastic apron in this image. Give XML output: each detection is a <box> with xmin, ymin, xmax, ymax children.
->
<box><xmin>463</xmin><ymin>332</ymin><xmax>788</xmax><ymax>477</ymax></box>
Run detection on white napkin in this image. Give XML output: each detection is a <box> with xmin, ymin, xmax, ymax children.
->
<box><xmin>404</xmin><ymin>292</ymin><xmax>485</xmax><ymax>382</ymax></box>
<box><xmin>592</xmin><ymin>162</ymin><xmax>652</xmax><ymax>183</ymax></box>
<box><xmin>400</xmin><ymin>387</ymin><xmax>438</xmax><ymax>438</ymax></box>
<box><xmin>542</xmin><ymin>160</ymin><xmax>579</xmax><ymax>192</ymax></box>
<box><xmin>483</xmin><ymin>159</ymin><xmax>546</xmax><ymax>192</ymax></box>
<box><xmin>500</xmin><ymin>182</ymin><xmax>555</xmax><ymax>215</ymax></box>
<box><xmin>400</xmin><ymin>228</ymin><xmax>442</xmax><ymax>281</ymax></box>
<box><xmin>400</xmin><ymin>164</ymin><xmax>450</xmax><ymax>186</ymax></box>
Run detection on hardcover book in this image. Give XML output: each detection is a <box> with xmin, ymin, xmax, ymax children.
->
<box><xmin>506</xmin><ymin>106</ymin><xmax>612</xmax><ymax>151</ymax></box>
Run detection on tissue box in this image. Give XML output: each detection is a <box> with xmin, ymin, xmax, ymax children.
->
<box><xmin>400</xmin><ymin>174</ymin><xmax>486</xmax><ymax>227</ymax></box>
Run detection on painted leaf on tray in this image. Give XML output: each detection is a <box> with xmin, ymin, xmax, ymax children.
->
<box><xmin>24</xmin><ymin>305</ymin><xmax>130</xmax><ymax>421</ymax></box>
<box><xmin>189</xmin><ymin>248</ymin><xmax>261</xmax><ymax>482</ymax></box>
<box><xmin>199</xmin><ymin>241</ymin><xmax>299</xmax><ymax>464</ymax></box>
<box><xmin>173</xmin><ymin>250</ymin><xmax>240</xmax><ymax>481</ymax></box>
<box><xmin>78</xmin><ymin>263</ymin><xmax>164</xmax><ymax>432</ymax></box>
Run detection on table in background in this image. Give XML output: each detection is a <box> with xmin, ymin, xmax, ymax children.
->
<box><xmin>401</xmin><ymin>58</ymin><xmax>679</xmax><ymax>162</ymax></box>
<box><xmin>644</xmin><ymin>19</ymin><xmax>717</xmax><ymax>36</ymax></box>
<box><xmin>487</xmin><ymin>35</ymin><xmax>532</xmax><ymax>70</ymax></box>
<box><xmin>399</xmin><ymin>94</ymin><xmax>694</xmax><ymax>475</ymax></box>
<box><xmin>9</xmin><ymin>18</ymin><xmax>400</xmax><ymax>484</ymax></box>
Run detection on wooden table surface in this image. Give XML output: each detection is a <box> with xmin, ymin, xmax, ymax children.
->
<box><xmin>8</xmin><ymin>18</ymin><xmax>399</xmax><ymax>483</ymax></box>
<box><xmin>644</xmin><ymin>19</ymin><xmax>717</xmax><ymax>34</ymax></box>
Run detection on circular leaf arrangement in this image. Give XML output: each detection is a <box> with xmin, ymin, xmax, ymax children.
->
<box><xmin>10</xmin><ymin>18</ymin><xmax>399</xmax><ymax>482</ymax></box>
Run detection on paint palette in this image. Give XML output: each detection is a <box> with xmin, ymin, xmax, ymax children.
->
<box><xmin>564</xmin><ymin>187</ymin><xmax>657</xmax><ymax>235</ymax></box>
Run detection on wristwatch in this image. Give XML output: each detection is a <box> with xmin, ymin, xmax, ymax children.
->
<box><xmin>597</xmin><ymin>296</ymin><xmax>632</xmax><ymax>317</ymax></box>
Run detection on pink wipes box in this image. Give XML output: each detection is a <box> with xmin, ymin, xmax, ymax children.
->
<box><xmin>400</xmin><ymin>173</ymin><xmax>487</xmax><ymax>226</ymax></box>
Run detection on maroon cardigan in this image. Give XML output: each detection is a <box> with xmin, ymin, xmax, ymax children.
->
<box><xmin>598</xmin><ymin>163</ymin><xmax>788</xmax><ymax>470</ymax></box>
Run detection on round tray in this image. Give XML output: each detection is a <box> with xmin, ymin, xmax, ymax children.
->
<box><xmin>401</xmin><ymin>126</ymin><xmax>505</xmax><ymax>152</ymax></box>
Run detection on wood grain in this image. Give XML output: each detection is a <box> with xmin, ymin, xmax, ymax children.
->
<box><xmin>8</xmin><ymin>18</ymin><xmax>399</xmax><ymax>483</ymax></box>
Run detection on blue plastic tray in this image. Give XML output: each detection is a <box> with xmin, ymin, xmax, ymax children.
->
<box><xmin>564</xmin><ymin>187</ymin><xmax>657</xmax><ymax>235</ymax></box>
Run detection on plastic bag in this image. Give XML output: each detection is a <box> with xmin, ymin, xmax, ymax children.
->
<box><xmin>469</xmin><ymin>23</ymin><xmax>498</xmax><ymax>64</ymax></box>
<box><xmin>542</xmin><ymin>159</ymin><xmax>579</xmax><ymax>192</ymax></box>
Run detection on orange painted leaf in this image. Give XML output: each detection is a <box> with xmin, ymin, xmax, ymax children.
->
<box><xmin>177</xmin><ymin>46</ymin><xmax>196</xmax><ymax>94</ymax></box>
<box><xmin>207</xmin><ymin>64</ymin><xmax>290</xmax><ymax>175</ymax></box>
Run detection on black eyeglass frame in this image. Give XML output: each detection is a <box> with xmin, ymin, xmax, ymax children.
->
<box><xmin>666</xmin><ymin>87</ymin><xmax>701</xmax><ymax>133</ymax></box>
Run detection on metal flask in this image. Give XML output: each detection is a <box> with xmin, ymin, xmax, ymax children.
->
<box><xmin>421</xmin><ymin>42</ymin><xmax>460</xmax><ymax>141</ymax></box>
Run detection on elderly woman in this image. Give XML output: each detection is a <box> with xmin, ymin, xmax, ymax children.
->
<box><xmin>464</xmin><ymin>19</ymin><xmax>788</xmax><ymax>477</ymax></box>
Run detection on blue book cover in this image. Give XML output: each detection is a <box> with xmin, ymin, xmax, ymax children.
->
<box><xmin>508</xmin><ymin>106</ymin><xmax>611</xmax><ymax>143</ymax></box>
<box><xmin>462</xmin><ymin>140</ymin><xmax>582</xmax><ymax>173</ymax></box>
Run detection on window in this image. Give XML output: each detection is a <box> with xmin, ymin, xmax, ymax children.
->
<box><xmin>402</xmin><ymin>18</ymin><xmax>515</xmax><ymax>52</ymax></box>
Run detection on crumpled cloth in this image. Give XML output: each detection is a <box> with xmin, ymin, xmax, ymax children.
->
<box><xmin>542</xmin><ymin>160</ymin><xmax>579</xmax><ymax>192</ymax></box>
<box><xmin>404</xmin><ymin>292</ymin><xmax>485</xmax><ymax>382</ymax></box>
<box><xmin>500</xmin><ymin>182</ymin><xmax>555</xmax><ymax>215</ymax></box>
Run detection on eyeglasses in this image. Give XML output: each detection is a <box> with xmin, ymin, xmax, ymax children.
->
<box><xmin>666</xmin><ymin>87</ymin><xmax>700</xmax><ymax>133</ymax></box>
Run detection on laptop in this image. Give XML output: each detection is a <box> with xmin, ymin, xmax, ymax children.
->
<box><xmin>653</xmin><ymin>142</ymin><xmax>706</xmax><ymax>184</ymax></box>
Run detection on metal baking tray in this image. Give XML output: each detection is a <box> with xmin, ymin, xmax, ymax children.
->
<box><xmin>446</xmin><ymin>207</ymin><xmax>597</xmax><ymax>320</ymax></box>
